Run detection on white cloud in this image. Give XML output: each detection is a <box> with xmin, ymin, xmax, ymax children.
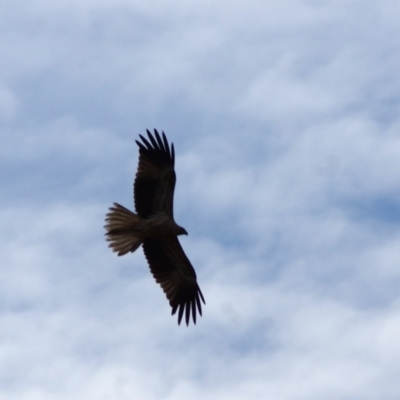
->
<box><xmin>0</xmin><ymin>88</ymin><xmax>19</xmax><ymax>120</ymax></box>
<box><xmin>1</xmin><ymin>0</ymin><xmax>400</xmax><ymax>399</ymax></box>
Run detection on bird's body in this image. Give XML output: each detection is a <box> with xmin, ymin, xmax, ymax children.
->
<box><xmin>142</xmin><ymin>214</ymin><xmax>187</xmax><ymax>238</ymax></box>
<box><xmin>105</xmin><ymin>129</ymin><xmax>205</xmax><ymax>325</ymax></box>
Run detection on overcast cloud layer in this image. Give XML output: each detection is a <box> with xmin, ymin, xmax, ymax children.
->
<box><xmin>2</xmin><ymin>1</ymin><xmax>400</xmax><ymax>399</ymax></box>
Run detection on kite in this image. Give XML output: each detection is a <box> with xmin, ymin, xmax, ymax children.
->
<box><xmin>105</xmin><ymin>129</ymin><xmax>205</xmax><ymax>325</ymax></box>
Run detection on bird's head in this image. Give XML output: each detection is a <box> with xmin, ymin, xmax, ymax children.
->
<box><xmin>177</xmin><ymin>225</ymin><xmax>188</xmax><ymax>236</ymax></box>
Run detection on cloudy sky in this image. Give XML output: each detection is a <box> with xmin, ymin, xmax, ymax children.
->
<box><xmin>2</xmin><ymin>1</ymin><xmax>400</xmax><ymax>399</ymax></box>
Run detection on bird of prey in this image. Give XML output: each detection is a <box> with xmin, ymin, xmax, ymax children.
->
<box><xmin>105</xmin><ymin>129</ymin><xmax>205</xmax><ymax>325</ymax></box>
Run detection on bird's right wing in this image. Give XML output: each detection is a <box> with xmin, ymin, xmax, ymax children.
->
<box><xmin>134</xmin><ymin>129</ymin><xmax>176</xmax><ymax>218</ymax></box>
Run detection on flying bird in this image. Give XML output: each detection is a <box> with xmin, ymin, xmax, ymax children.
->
<box><xmin>105</xmin><ymin>129</ymin><xmax>205</xmax><ymax>325</ymax></box>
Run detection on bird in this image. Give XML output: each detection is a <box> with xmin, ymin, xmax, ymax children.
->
<box><xmin>104</xmin><ymin>129</ymin><xmax>205</xmax><ymax>325</ymax></box>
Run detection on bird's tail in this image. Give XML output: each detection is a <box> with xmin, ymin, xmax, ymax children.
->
<box><xmin>104</xmin><ymin>203</ymin><xmax>143</xmax><ymax>256</ymax></box>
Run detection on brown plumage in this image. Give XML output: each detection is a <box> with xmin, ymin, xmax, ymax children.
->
<box><xmin>105</xmin><ymin>129</ymin><xmax>205</xmax><ymax>325</ymax></box>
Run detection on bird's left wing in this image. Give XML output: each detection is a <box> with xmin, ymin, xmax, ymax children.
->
<box><xmin>142</xmin><ymin>237</ymin><xmax>205</xmax><ymax>325</ymax></box>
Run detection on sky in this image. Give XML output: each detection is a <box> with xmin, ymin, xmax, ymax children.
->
<box><xmin>1</xmin><ymin>0</ymin><xmax>400</xmax><ymax>399</ymax></box>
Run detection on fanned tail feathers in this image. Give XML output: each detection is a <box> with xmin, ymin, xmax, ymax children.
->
<box><xmin>105</xmin><ymin>203</ymin><xmax>143</xmax><ymax>256</ymax></box>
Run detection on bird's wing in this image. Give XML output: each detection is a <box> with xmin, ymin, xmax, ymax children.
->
<box><xmin>142</xmin><ymin>236</ymin><xmax>205</xmax><ymax>325</ymax></box>
<box><xmin>134</xmin><ymin>129</ymin><xmax>176</xmax><ymax>218</ymax></box>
